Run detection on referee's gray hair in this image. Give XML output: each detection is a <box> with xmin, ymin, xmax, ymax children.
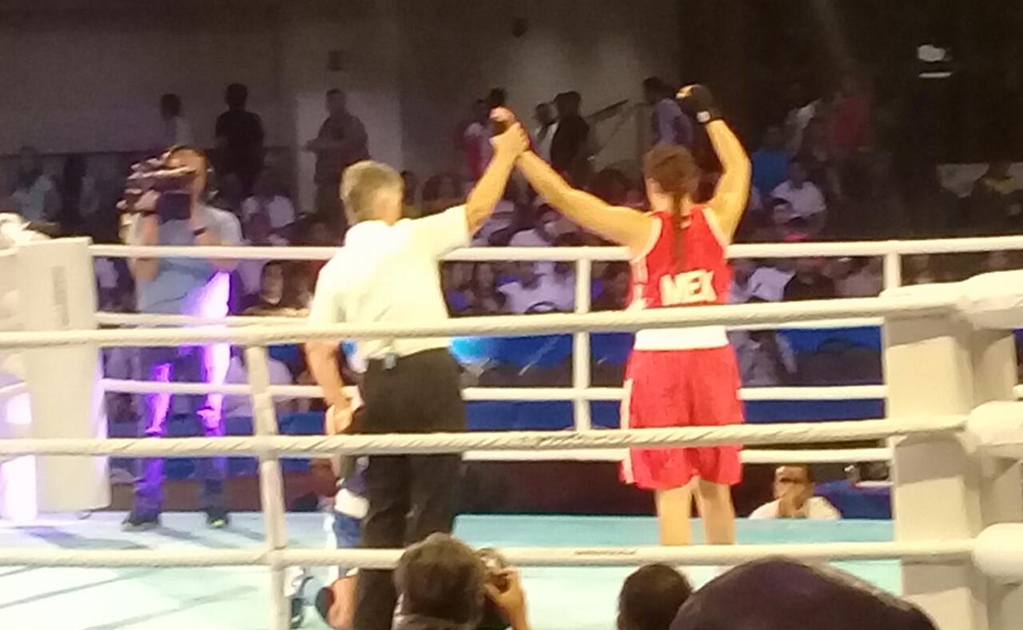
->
<box><xmin>341</xmin><ymin>160</ymin><xmax>403</xmax><ymax>224</ymax></box>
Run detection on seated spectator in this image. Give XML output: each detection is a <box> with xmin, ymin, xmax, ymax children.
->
<box><xmin>222</xmin><ymin>346</ymin><xmax>295</xmax><ymax>418</ymax></box>
<box><xmin>729</xmin><ymin>325</ymin><xmax>797</xmax><ymax>387</ymax></box>
<box><xmin>402</xmin><ymin>170</ymin><xmax>420</xmax><ymax>217</ymax></box>
<box><xmin>508</xmin><ymin>206</ymin><xmax>560</xmax><ymax>247</ymax></box>
<box><xmin>593</xmin><ymin>263</ymin><xmax>630</xmax><ymax>311</ymax></box>
<box><xmin>750</xmin><ymin>465</ymin><xmax>840</xmax><ymax>519</ymax></box>
<box><xmin>242</xmin><ymin>260</ymin><xmax>293</xmax><ymax>315</ymax></box>
<box><xmin>783</xmin><ymin>258</ymin><xmax>837</xmax><ymax>301</ymax></box>
<box><xmin>442</xmin><ymin>262</ymin><xmax>475</xmax><ymax>315</ymax></box>
<box><xmin>500</xmin><ymin>263</ymin><xmax>573</xmax><ymax>313</ymax></box>
<box><xmin>835</xmin><ymin>257</ymin><xmax>883</xmax><ymax>297</ymax></box>
<box><xmin>670</xmin><ymin>558</ymin><xmax>936</xmax><ymax>630</ymax></box>
<box><xmin>769</xmin><ymin>198</ymin><xmax>819</xmax><ymax>240</ymax></box>
<box><xmin>618</xmin><ymin>564</ymin><xmax>692</xmax><ymax>630</ymax></box>
<box><xmin>422</xmin><ymin>173</ymin><xmax>465</xmax><ymax>217</ymax></box>
<box><xmin>466</xmin><ymin>262</ymin><xmax>508</xmax><ymax>315</ymax></box>
<box><xmin>286</xmin><ymin>262</ymin><xmax>315</xmax><ymax>312</ymax></box>
<box><xmin>237</xmin><ymin>213</ymin><xmax>288</xmax><ymax>299</ymax></box>
<box><xmin>751</xmin><ymin>126</ymin><xmax>789</xmax><ymax>197</ymax></box>
<box><xmin>797</xmin><ymin>117</ymin><xmax>842</xmax><ymax>200</ymax></box>
<box><xmin>8</xmin><ymin>146</ymin><xmax>60</xmax><ymax>222</ymax></box>
<box><xmin>904</xmin><ymin>254</ymin><xmax>939</xmax><ymax>285</ymax></box>
<box><xmin>241</xmin><ymin>170</ymin><xmax>296</xmax><ymax>234</ymax></box>
<box><xmin>771</xmin><ymin>161</ymin><xmax>827</xmax><ymax>227</ymax></box>
<box><xmin>968</xmin><ymin>161</ymin><xmax>1021</xmax><ymax>234</ymax></box>
<box><xmin>729</xmin><ymin>259</ymin><xmax>792</xmax><ymax>304</ymax></box>
<box><xmin>395</xmin><ymin>534</ymin><xmax>530</xmax><ymax>630</ymax></box>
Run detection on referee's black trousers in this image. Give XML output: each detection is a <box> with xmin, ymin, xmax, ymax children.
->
<box><xmin>353</xmin><ymin>349</ymin><xmax>464</xmax><ymax>630</ymax></box>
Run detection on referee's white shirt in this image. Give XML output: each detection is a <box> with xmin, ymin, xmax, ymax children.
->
<box><xmin>308</xmin><ymin>205</ymin><xmax>470</xmax><ymax>365</ymax></box>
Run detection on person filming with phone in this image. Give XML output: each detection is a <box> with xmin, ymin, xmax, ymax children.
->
<box><xmin>120</xmin><ymin>145</ymin><xmax>242</xmax><ymax>531</ymax></box>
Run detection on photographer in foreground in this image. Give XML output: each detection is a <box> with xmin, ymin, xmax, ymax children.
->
<box><xmin>394</xmin><ymin>534</ymin><xmax>530</xmax><ymax>630</ymax></box>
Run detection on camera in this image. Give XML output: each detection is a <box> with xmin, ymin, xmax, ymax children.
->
<box><xmin>476</xmin><ymin>548</ymin><xmax>511</xmax><ymax>630</ymax></box>
<box><xmin>121</xmin><ymin>159</ymin><xmax>196</xmax><ymax>222</ymax></box>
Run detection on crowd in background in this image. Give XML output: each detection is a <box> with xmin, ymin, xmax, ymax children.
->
<box><xmin>4</xmin><ymin>75</ymin><xmax>1023</xmax><ymax>424</ymax></box>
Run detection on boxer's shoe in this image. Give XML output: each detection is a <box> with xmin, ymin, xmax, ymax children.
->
<box><xmin>289</xmin><ymin>572</ymin><xmax>313</xmax><ymax>628</ymax></box>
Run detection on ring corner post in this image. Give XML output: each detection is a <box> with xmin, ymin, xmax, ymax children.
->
<box><xmin>885</xmin><ymin>302</ymin><xmax>1022</xmax><ymax>630</ymax></box>
<box><xmin>10</xmin><ymin>238</ymin><xmax>109</xmax><ymax>518</ymax></box>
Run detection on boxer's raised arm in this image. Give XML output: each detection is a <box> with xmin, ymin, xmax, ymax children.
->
<box><xmin>516</xmin><ymin>151</ymin><xmax>654</xmax><ymax>256</ymax></box>
<box><xmin>463</xmin><ymin>122</ymin><xmax>529</xmax><ymax>235</ymax></box>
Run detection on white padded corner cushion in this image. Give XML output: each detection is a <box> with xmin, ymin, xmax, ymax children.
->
<box><xmin>957</xmin><ymin>271</ymin><xmax>1023</xmax><ymax>330</ymax></box>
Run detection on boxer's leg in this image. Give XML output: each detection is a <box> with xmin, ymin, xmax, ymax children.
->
<box><xmin>126</xmin><ymin>346</ymin><xmax>174</xmax><ymax>529</ymax></box>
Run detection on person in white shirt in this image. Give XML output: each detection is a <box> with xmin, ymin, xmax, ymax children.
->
<box><xmin>770</xmin><ymin>161</ymin><xmax>827</xmax><ymax>230</ymax></box>
<box><xmin>499</xmin><ymin>262</ymin><xmax>574</xmax><ymax>313</ymax></box>
<box><xmin>532</xmin><ymin>102</ymin><xmax>559</xmax><ymax>163</ymax></box>
<box><xmin>159</xmin><ymin>94</ymin><xmax>194</xmax><ymax>148</ymax></box>
<box><xmin>241</xmin><ymin>170</ymin><xmax>296</xmax><ymax>232</ymax></box>
<box><xmin>750</xmin><ymin>465</ymin><xmax>841</xmax><ymax>520</ymax></box>
<box><xmin>305</xmin><ymin>112</ymin><xmax>527</xmax><ymax>630</ymax></box>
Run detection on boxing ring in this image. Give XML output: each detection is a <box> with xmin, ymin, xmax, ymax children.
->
<box><xmin>2</xmin><ymin>234</ymin><xmax>1023</xmax><ymax>629</ymax></box>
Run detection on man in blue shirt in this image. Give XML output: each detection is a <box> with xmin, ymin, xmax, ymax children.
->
<box><xmin>122</xmin><ymin>146</ymin><xmax>242</xmax><ymax>530</ymax></box>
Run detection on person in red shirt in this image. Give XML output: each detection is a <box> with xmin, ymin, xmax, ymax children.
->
<box><xmin>504</xmin><ymin>85</ymin><xmax>750</xmax><ymax>548</ymax></box>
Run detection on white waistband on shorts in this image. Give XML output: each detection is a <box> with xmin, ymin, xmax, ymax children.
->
<box><xmin>633</xmin><ymin>326</ymin><xmax>729</xmax><ymax>351</ymax></box>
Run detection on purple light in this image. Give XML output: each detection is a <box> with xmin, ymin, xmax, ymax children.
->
<box><xmin>196</xmin><ymin>272</ymin><xmax>231</xmax><ymax>431</ymax></box>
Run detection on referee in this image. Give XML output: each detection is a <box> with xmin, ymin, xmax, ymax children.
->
<box><xmin>306</xmin><ymin>112</ymin><xmax>527</xmax><ymax>630</ymax></box>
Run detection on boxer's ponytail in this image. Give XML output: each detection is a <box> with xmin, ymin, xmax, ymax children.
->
<box><xmin>642</xmin><ymin>145</ymin><xmax>701</xmax><ymax>273</ymax></box>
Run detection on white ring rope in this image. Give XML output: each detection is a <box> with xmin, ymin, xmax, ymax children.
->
<box><xmin>467</xmin><ymin>448</ymin><xmax>893</xmax><ymax>464</ymax></box>
<box><xmin>0</xmin><ymin>416</ymin><xmax>964</xmax><ymax>458</ymax></box>
<box><xmin>89</xmin><ymin>233</ymin><xmax>1023</xmax><ymax>262</ymax></box>
<box><xmin>0</xmin><ymin>294</ymin><xmax>956</xmax><ymax>349</ymax></box>
<box><xmin>0</xmin><ymin>540</ymin><xmax>972</xmax><ymax>569</ymax></box>
<box><xmin>94</xmin><ymin>311</ymin><xmax>885</xmax><ymax>332</ymax></box>
<box><xmin>100</xmin><ymin>379</ymin><xmax>887</xmax><ymax>402</ymax></box>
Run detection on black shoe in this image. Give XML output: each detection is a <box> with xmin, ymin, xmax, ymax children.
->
<box><xmin>205</xmin><ymin>508</ymin><xmax>230</xmax><ymax>529</ymax></box>
<box><xmin>121</xmin><ymin>511</ymin><xmax>160</xmax><ymax>532</ymax></box>
<box><xmin>290</xmin><ymin>572</ymin><xmax>312</xmax><ymax>628</ymax></box>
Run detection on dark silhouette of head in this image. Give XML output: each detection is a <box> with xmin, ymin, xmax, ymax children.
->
<box><xmin>619</xmin><ymin>564</ymin><xmax>693</xmax><ymax>630</ymax></box>
<box><xmin>226</xmin><ymin>83</ymin><xmax>249</xmax><ymax>110</ymax></box>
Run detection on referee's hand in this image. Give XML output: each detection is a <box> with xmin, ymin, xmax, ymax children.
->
<box><xmin>326</xmin><ymin>404</ymin><xmax>354</xmax><ymax>435</ymax></box>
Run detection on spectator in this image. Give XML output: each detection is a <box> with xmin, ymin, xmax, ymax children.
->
<box><xmin>241</xmin><ymin>169</ymin><xmax>296</xmax><ymax>234</ymax></box>
<box><xmin>159</xmin><ymin>93</ymin><xmax>194</xmax><ymax>148</ymax></box>
<box><xmin>643</xmin><ymin>77</ymin><xmax>692</xmax><ymax>148</ymax></box>
<box><xmin>462</xmin><ymin>100</ymin><xmax>493</xmax><ymax>181</ymax></box>
<box><xmin>968</xmin><ymin>161</ymin><xmax>1021</xmax><ymax>234</ymax></box>
<box><xmin>486</xmin><ymin>87</ymin><xmax>508</xmax><ymax>109</ymax></box>
<box><xmin>750</xmin><ymin>465</ymin><xmax>840</xmax><ymax>519</ymax></box>
<box><xmin>835</xmin><ymin>257</ymin><xmax>883</xmax><ymax>297</ymax></box>
<box><xmin>550</xmin><ymin>91</ymin><xmax>592</xmax><ymax>185</ymax></box>
<box><xmin>421</xmin><ymin>173</ymin><xmax>465</xmax><ymax>217</ymax></box>
<box><xmin>730</xmin><ymin>258</ymin><xmax>793</xmax><ymax>304</ymax></box>
<box><xmin>783</xmin><ymin>83</ymin><xmax>823</xmax><ymax>155</ymax></box>
<box><xmin>670</xmin><ymin>558</ymin><xmax>936</xmax><ymax>630</ymax></box>
<box><xmin>618</xmin><ymin>564</ymin><xmax>692</xmax><ymax>630</ymax></box>
<box><xmin>237</xmin><ymin>212</ymin><xmax>287</xmax><ymax>298</ymax></box>
<box><xmin>307</xmin><ymin>89</ymin><xmax>370</xmax><ymax>233</ymax></box>
<box><xmin>211</xmin><ymin>172</ymin><xmax>245</xmax><ymax>216</ymax></box>
<box><xmin>797</xmin><ymin>117</ymin><xmax>842</xmax><ymax>199</ymax></box>
<box><xmin>500</xmin><ymin>263</ymin><xmax>573</xmax><ymax>314</ymax></box>
<box><xmin>751</xmin><ymin>126</ymin><xmax>789</xmax><ymax>196</ymax></box>
<box><xmin>589</xmin><ymin>168</ymin><xmax>632</xmax><ymax>206</ymax></box>
<box><xmin>215</xmin><ymin>83</ymin><xmax>265</xmax><ymax>195</ymax></box>
<box><xmin>8</xmin><ymin>146</ymin><xmax>60</xmax><ymax>222</ymax></box>
<box><xmin>769</xmin><ymin>199</ymin><xmax>817</xmax><ymax>241</ymax></box>
<box><xmin>771</xmin><ymin>161</ymin><xmax>827</xmax><ymax>227</ymax></box>
<box><xmin>904</xmin><ymin>254</ymin><xmax>939</xmax><ymax>285</ymax></box>
<box><xmin>593</xmin><ymin>263</ymin><xmax>631</xmax><ymax>311</ymax></box>
<box><xmin>466</xmin><ymin>262</ymin><xmax>507</xmax><ymax>315</ymax></box>
<box><xmin>223</xmin><ymin>345</ymin><xmax>295</xmax><ymax>418</ymax></box>
<box><xmin>508</xmin><ymin>205</ymin><xmax>560</xmax><ymax>247</ymax></box>
<box><xmin>783</xmin><ymin>258</ymin><xmax>837</xmax><ymax>301</ymax></box>
<box><xmin>242</xmin><ymin>260</ymin><xmax>292</xmax><ymax>315</ymax></box>
<box><xmin>729</xmin><ymin>325</ymin><xmax>797</xmax><ymax>387</ymax></box>
<box><xmin>394</xmin><ymin>534</ymin><xmax>531</xmax><ymax>630</ymax></box>
<box><xmin>402</xmin><ymin>170</ymin><xmax>421</xmax><ymax>217</ymax></box>
<box><xmin>830</xmin><ymin>75</ymin><xmax>871</xmax><ymax>160</ymax></box>
<box><xmin>532</xmin><ymin>102</ymin><xmax>559</xmax><ymax>163</ymax></box>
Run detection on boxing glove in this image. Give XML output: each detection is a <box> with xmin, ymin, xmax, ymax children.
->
<box><xmin>677</xmin><ymin>84</ymin><xmax>721</xmax><ymax>124</ymax></box>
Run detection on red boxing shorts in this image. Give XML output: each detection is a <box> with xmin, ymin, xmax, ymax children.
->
<box><xmin>621</xmin><ymin>346</ymin><xmax>744</xmax><ymax>490</ymax></box>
